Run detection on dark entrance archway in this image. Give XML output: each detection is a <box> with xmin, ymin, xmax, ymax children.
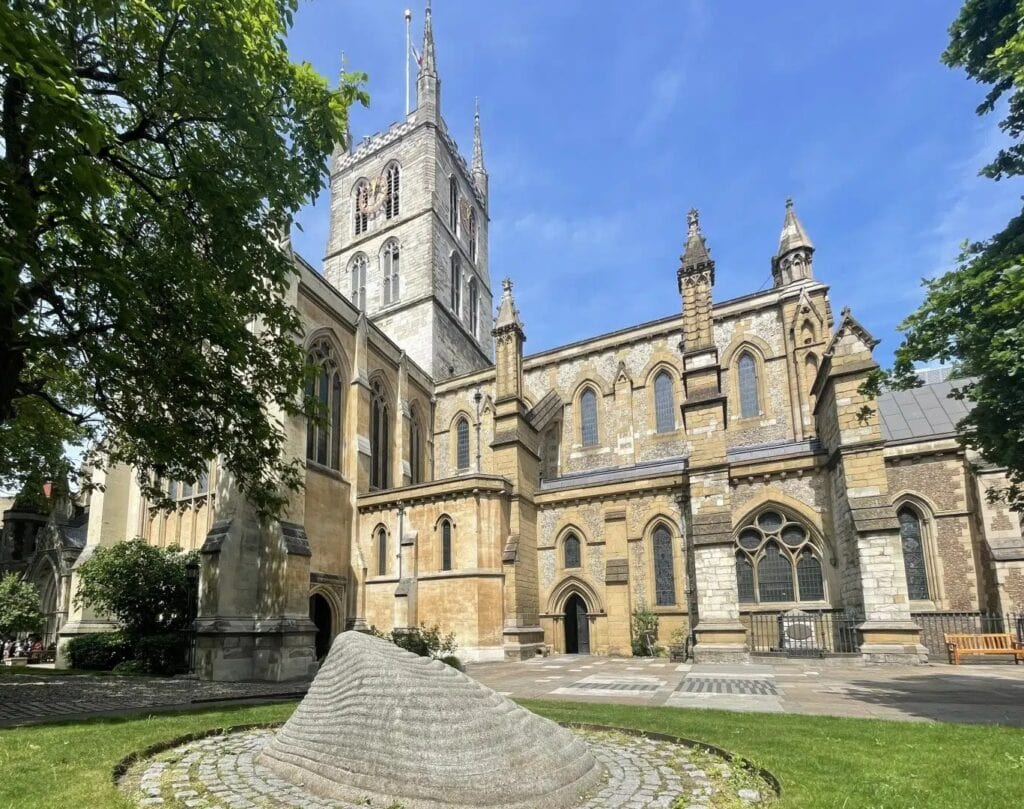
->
<box><xmin>309</xmin><ymin>593</ymin><xmax>333</xmax><ymax>661</ymax></box>
<box><xmin>563</xmin><ymin>593</ymin><xmax>590</xmax><ymax>654</ymax></box>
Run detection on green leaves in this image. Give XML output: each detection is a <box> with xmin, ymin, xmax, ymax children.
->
<box><xmin>1</xmin><ymin>1</ymin><xmax>367</xmax><ymax>517</ymax></box>
<box><xmin>0</xmin><ymin>574</ymin><xmax>44</xmax><ymax>637</ymax></box>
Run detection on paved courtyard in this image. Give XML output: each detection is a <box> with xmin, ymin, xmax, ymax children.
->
<box><xmin>3</xmin><ymin>655</ymin><xmax>1024</xmax><ymax>728</ymax></box>
<box><xmin>467</xmin><ymin>655</ymin><xmax>1024</xmax><ymax>726</ymax></box>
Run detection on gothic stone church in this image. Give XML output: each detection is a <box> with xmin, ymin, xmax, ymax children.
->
<box><xmin>48</xmin><ymin>8</ymin><xmax>1024</xmax><ymax>679</ymax></box>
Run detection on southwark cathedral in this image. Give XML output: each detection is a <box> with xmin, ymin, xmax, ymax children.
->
<box><xmin>7</xmin><ymin>7</ymin><xmax>1023</xmax><ymax>679</ymax></box>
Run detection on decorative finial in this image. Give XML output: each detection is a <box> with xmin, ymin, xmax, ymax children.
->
<box><xmin>502</xmin><ymin>277</ymin><xmax>513</xmax><ymax>295</ymax></box>
<box><xmin>687</xmin><ymin>208</ymin><xmax>700</xmax><ymax>233</ymax></box>
<box><xmin>425</xmin><ymin>0</ymin><xmax>431</xmax><ymax>15</ymax></box>
<box><xmin>785</xmin><ymin>197</ymin><xmax>794</xmax><ymax>210</ymax></box>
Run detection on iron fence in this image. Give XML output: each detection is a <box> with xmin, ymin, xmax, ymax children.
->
<box><xmin>745</xmin><ymin>609</ymin><xmax>863</xmax><ymax>657</ymax></box>
<box><xmin>912</xmin><ymin>611</ymin><xmax>1024</xmax><ymax>661</ymax></box>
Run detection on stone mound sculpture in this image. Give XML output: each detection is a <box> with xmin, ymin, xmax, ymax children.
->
<box><xmin>258</xmin><ymin>631</ymin><xmax>603</xmax><ymax>809</ymax></box>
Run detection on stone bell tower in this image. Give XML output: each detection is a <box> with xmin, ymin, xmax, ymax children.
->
<box><xmin>322</xmin><ymin>4</ymin><xmax>493</xmax><ymax>379</ymax></box>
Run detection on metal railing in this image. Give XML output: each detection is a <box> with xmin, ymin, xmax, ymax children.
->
<box><xmin>745</xmin><ymin>609</ymin><xmax>863</xmax><ymax>657</ymax></box>
<box><xmin>912</xmin><ymin>611</ymin><xmax>1024</xmax><ymax>661</ymax></box>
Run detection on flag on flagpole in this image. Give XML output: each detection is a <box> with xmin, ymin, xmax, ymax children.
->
<box><xmin>411</xmin><ymin>43</ymin><xmax>421</xmax><ymax>66</ymax></box>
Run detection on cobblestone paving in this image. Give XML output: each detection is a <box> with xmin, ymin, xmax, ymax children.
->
<box><xmin>123</xmin><ymin>728</ymin><xmax>770</xmax><ymax>809</ymax></box>
<box><xmin>0</xmin><ymin>674</ymin><xmax>306</xmax><ymax>726</ymax></box>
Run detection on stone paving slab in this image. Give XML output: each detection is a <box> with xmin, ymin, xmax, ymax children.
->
<box><xmin>121</xmin><ymin>727</ymin><xmax>773</xmax><ymax>809</ymax></box>
<box><xmin>0</xmin><ymin>672</ymin><xmax>307</xmax><ymax>727</ymax></box>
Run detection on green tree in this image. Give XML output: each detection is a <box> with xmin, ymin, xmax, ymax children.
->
<box><xmin>0</xmin><ymin>573</ymin><xmax>43</xmax><ymax>637</ymax></box>
<box><xmin>0</xmin><ymin>1</ymin><xmax>367</xmax><ymax>516</ymax></box>
<box><xmin>73</xmin><ymin>540</ymin><xmax>198</xmax><ymax>635</ymax></box>
<box><xmin>868</xmin><ymin>0</ymin><xmax>1024</xmax><ymax>507</ymax></box>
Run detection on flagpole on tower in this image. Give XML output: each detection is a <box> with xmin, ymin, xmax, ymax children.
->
<box><xmin>404</xmin><ymin>8</ymin><xmax>412</xmax><ymax>116</ymax></box>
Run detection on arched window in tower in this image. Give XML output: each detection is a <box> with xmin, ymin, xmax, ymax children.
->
<box><xmin>449</xmin><ymin>175</ymin><xmax>458</xmax><ymax>232</ymax></box>
<box><xmin>898</xmin><ymin>506</ymin><xmax>930</xmax><ymax>600</ymax></box>
<box><xmin>468</xmin><ymin>208</ymin><xmax>478</xmax><ymax>261</ymax></box>
<box><xmin>580</xmin><ymin>388</ymin><xmax>599</xmax><ymax>447</ymax></box>
<box><xmin>376</xmin><ymin>527</ymin><xmax>388</xmax><ymax>577</ymax></box>
<box><xmin>455</xmin><ymin>416</ymin><xmax>470</xmax><ymax>471</ymax></box>
<box><xmin>563</xmin><ymin>533</ymin><xmax>581</xmax><ymax>569</ymax></box>
<box><xmin>450</xmin><ymin>254</ymin><xmax>462</xmax><ymax>315</ymax></box>
<box><xmin>354</xmin><ymin>180</ymin><xmax>369</xmax><ymax>236</ymax></box>
<box><xmin>349</xmin><ymin>253</ymin><xmax>367</xmax><ymax>311</ymax></box>
<box><xmin>381</xmin><ymin>240</ymin><xmax>400</xmax><ymax>306</ymax></box>
<box><xmin>385</xmin><ymin>162</ymin><xmax>400</xmax><ymax>219</ymax></box>
<box><xmin>410</xmin><ymin>409</ymin><xmax>423</xmax><ymax>485</ymax></box>
<box><xmin>652</xmin><ymin>524</ymin><xmax>676</xmax><ymax>606</ymax></box>
<box><xmin>737</xmin><ymin>351</ymin><xmax>760</xmax><ymax>418</ymax></box>
<box><xmin>305</xmin><ymin>338</ymin><xmax>343</xmax><ymax>470</ymax></box>
<box><xmin>654</xmin><ymin>370</ymin><xmax>676</xmax><ymax>433</ymax></box>
<box><xmin>440</xmin><ymin>519</ymin><xmax>453</xmax><ymax>571</ymax></box>
<box><xmin>370</xmin><ymin>378</ymin><xmax>390</xmax><ymax>490</ymax></box>
<box><xmin>467</xmin><ymin>277</ymin><xmax>479</xmax><ymax>337</ymax></box>
<box><xmin>734</xmin><ymin>509</ymin><xmax>825</xmax><ymax>604</ymax></box>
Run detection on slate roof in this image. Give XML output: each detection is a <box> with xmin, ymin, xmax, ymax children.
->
<box><xmin>540</xmin><ymin>456</ymin><xmax>687</xmax><ymax>492</ymax></box>
<box><xmin>877</xmin><ymin>379</ymin><xmax>973</xmax><ymax>443</ymax></box>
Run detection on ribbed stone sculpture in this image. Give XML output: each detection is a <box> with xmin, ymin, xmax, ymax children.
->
<box><xmin>258</xmin><ymin>631</ymin><xmax>603</xmax><ymax>809</ymax></box>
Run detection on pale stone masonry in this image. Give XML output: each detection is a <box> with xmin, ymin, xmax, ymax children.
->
<box><xmin>29</xmin><ymin>5</ymin><xmax>1023</xmax><ymax>676</ymax></box>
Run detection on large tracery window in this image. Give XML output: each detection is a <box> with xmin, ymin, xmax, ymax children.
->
<box><xmin>370</xmin><ymin>378</ymin><xmax>390</xmax><ymax>490</ymax></box>
<box><xmin>385</xmin><ymin>162</ymin><xmax>400</xmax><ymax>219</ymax></box>
<box><xmin>580</xmin><ymin>388</ymin><xmax>599</xmax><ymax>447</ymax></box>
<box><xmin>737</xmin><ymin>351</ymin><xmax>760</xmax><ymax>419</ymax></box>
<box><xmin>563</xmin><ymin>533</ymin><xmax>581</xmax><ymax>569</ymax></box>
<box><xmin>652</xmin><ymin>523</ymin><xmax>677</xmax><ymax>607</ymax></box>
<box><xmin>734</xmin><ymin>509</ymin><xmax>825</xmax><ymax>604</ymax></box>
<box><xmin>305</xmin><ymin>338</ymin><xmax>343</xmax><ymax>470</ymax></box>
<box><xmin>381</xmin><ymin>240</ymin><xmax>400</xmax><ymax>306</ymax></box>
<box><xmin>354</xmin><ymin>180</ymin><xmax>369</xmax><ymax>236</ymax></box>
<box><xmin>456</xmin><ymin>417</ymin><xmax>470</xmax><ymax>471</ymax></box>
<box><xmin>898</xmin><ymin>506</ymin><xmax>930</xmax><ymax>601</ymax></box>
<box><xmin>450</xmin><ymin>254</ymin><xmax>462</xmax><ymax>315</ymax></box>
<box><xmin>654</xmin><ymin>370</ymin><xmax>676</xmax><ymax>433</ymax></box>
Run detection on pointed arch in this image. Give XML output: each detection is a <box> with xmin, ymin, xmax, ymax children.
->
<box><xmin>736</xmin><ymin>350</ymin><xmax>760</xmax><ymax>419</ymax></box>
<box><xmin>353</xmin><ymin>178</ymin><xmax>369</xmax><ymax>236</ymax></box>
<box><xmin>372</xmin><ymin>523</ymin><xmax>390</xmax><ymax>577</ymax></box>
<box><xmin>385</xmin><ymin>161</ymin><xmax>401</xmax><ymax>219</ymax></box>
<box><xmin>450</xmin><ymin>252</ymin><xmax>462</xmax><ymax>315</ymax></box>
<box><xmin>438</xmin><ymin>516</ymin><xmax>454</xmax><ymax>571</ymax></box>
<box><xmin>467</xmin><ymin>276</ymin><xmax>479</xmax><ymax>337</ymax></box>
<box><xmin>369</xmin><ymin>374</ymin><xmax>393</xmax><ymax>490</ymax></box>
<box><xmin>304</xmin><ymin>331</ymin><xmax>347</xmax><ymax>471</ymax></box>
<box><xmin>653</xmin><ymin>369</ymin><xmax>676</xmax><ymax>433</ymax></box>
<box><xmin>380</xmin><ymin>239</ymin><xmax>400</xmax><ymax>306</ymax></box>
<box><xmin>576</xmin><ymin>384</ymin><xmax>600</xmax><ymax>447</ymax></box>
<box><xmin>409</xmin><ymin>402</ymin><xmax>425</xmax><ymax>485</ymax></box>
<box><xmin>546</xmin><ymin>574</ymin><xmax>605</xmax><ymax>615</ymax></box>
<box><xmin>348</xmin><ymin>253</ymin><xmax>368</xmax><ymax>310</ymax></box>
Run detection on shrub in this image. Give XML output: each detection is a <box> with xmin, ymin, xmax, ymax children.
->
<box><xmin>360</xmin><ymin>624</ymin><xmax>458</xmax><ymax>660</ymax></box>
<box><xmin>0</xmin><ymin>574</ymin><xmax>43</xmax><ymax>637</ymax></box>
<box><xmin>631</xmin><ymin>607</ymin><xmax>660</xmax><ymax>657</ymax></box>
<box><xmin>439</xmin><ymin>654</ymin><xmax>463</xmax><ymax>671</ymax></box>
<box><xmin>132</xmin><ymin>632</ymin><xmax>189</xmax><ymax>675</ymax></box>
<box><xmin>65</xmin><ymin>632</ymin><xmax>132</xmax><ymax>670</ymax></box>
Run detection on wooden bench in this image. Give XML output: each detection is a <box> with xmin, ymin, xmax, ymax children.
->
<box><xmin>944</xmin><ymin>632</ymin><xmax>1024</xmax><ymax>665</ymax></box>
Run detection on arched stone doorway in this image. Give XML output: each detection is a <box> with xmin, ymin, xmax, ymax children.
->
<box><xmin>309</xmin><ymin>593</ymin><xmax>333</xmax><ymax>661</ymax></box>
<box><xmin>563</xmin><ymin>593</ymin><xmax>590</xmax><ymax>655</ymax></box>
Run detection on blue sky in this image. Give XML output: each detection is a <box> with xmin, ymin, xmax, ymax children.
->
<box><xmin>287</xmin><ymin>1</ymin><xmax>1022</xmax><ymax>366</ymax></box>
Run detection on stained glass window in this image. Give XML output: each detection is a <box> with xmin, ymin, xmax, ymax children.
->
<box><xmin>306</xmin><ymin>339</ymin><xmax>343</xmax><ymax>471</ymax></box>
<box><xmin>371</xmin><ymin>379</ymin><xmax>390</xmax><ymax>489</ymax></box>
<box><xmin>898</xmin><ymin>507</ymin><xmax>930</xmax><ymax>600</ymax></box>
<box><xmin>736</xmin><ymin>553</ymin><xmax>756</xmax><ymax>603</ymax></box>
<box><xmin>441</xmin><ymin>520</ymin><xmax>452</xmax><ymax>571</ymax></box>
<box><xmin>738</xmin><ymin>351</ymin><xmax>759</xmax><ymax>418</ymax></box>
<box><xmin>654</xmin><ymin>371</ymin><xmax>675</xmax><ymax>433</ymax></box>
<box><xmin>564</xmin><ymin>534</ymin><xmax>581</xmax><ymax>568</ymax></box>
<box><xmin>580</xmin><ymin>388</ymin><xmax>598</xmax><ymax>447</ymax></box>
<box><xmin>796</xmin><ymin>551</ymin><xmax>824</xmax><ymax>600</ymax></box>
<box><xmin>653</xmin><ymin>525</ymin><xmax>676</xmax><ymax>606</ymax></box>
<box><xmin>757</xmin><ymin>543</ymin><xmax>794</xmax><ymax>602</ymax></box>
<box><xmin>377</xmin><ymin>528</ymin><xmax>388</xmax><ymax>576</ymax></box>
<box><xmin>456</xmin><ymin>418</ymin><xmax>470</xmax><ymax>470</ymax></box>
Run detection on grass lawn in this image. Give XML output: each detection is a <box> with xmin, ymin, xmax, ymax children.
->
<box><xmin>0</xmin><ymin>699</ymin><xmax>1022</xmax><ymax>809</ymax></box>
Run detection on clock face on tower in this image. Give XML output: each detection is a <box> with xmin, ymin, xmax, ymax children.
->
<box><xmin>357</xmin><ymin>172</ymin><xmax>388</xmax><ymax>216</ymax></box>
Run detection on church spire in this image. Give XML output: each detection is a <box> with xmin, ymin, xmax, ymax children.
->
<box><xmin>772</xmin><ymin>197</ymin><xmax>814</xmax><ymax>286</ymax></box>
<box><xmin>681</xmin><ymin>208</ymin><xmax>714</xmax><ymax>280</ymax></box>
<box><xmin>493</xmin><ymin>278</ymin><xmax>525</xmax><ymax>401</ymax></box>
<box><xmin>677</xmin><ymin>208</ymin><xmax>716</xmax><ymax>351</ymax></box>
<box><xmin>472</xmin><ymin>97</ymin><xmax>488</xmax><ymax>201</ymax></box>
<box><xmin>416</xmin><ymin>1</ymin><xmax>440</xmax><ymax>120</ymax></box>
